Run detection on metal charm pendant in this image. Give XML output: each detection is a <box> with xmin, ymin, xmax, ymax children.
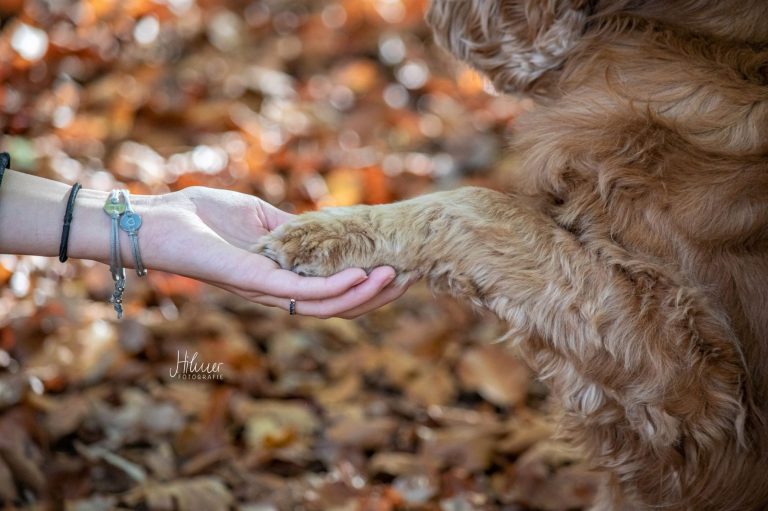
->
<box><xmin>102</xmin><ymin>189</ymin><xmax>147</xmax><ymax>317</ymax></box>
<box><xmin>118</xmin><ymin>195</ymin><xmax>147</xmax><ymax>276</ymax></box>
<box><xmin>109</xmin><ymin>278</ymin><xmax>125</xmax><ymax>319</ymax></box>
<box><xmin>104</xmin><ymin>190</ymin><xmax>128</xmax><ymax>319</ymax></box>
<box><xmin>119</xmin><ymin>211</ymin><xmax>142</xmax><ymax>233</ymax></box>
<box><xmin>104</xmin><ymin>200</ymin><xmax>126</xmax><ymax>217</ymax></box>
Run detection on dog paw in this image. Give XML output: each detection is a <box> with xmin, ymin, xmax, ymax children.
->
<box><xmin>252</xmin><ymin>209</ymin><xmax>378</xmax><ymax>277</ymax></box>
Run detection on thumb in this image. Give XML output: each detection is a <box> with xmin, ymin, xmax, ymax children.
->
<box><xmin>259</xmin><ymin>200</ymin><xmax>297</xmax><ymax>231</ymax></box>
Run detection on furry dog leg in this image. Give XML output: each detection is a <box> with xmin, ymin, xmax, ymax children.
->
<box><xmin>254</xmin><ymin>185</ymin><xmax>753</xmax><ymax>509</ymax></box>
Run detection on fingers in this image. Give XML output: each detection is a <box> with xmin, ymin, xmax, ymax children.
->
<box><xmin>336</xmin><ymin>275</ymin><xmax>414</xmax><ymax>319</ymax></box>
<box><xmin>258</xmin><ymin>266</ymin><xmax>370</xmax><ymax>300</ymax></box>
<box><xmin>257</xmin><ymin>199</ymin><xmax>296</xmax><ymax>231</ymax></box>
<box><xmin>170</xmin><ymin>232</ymin><xmax>370</xmax><ymax>302</ymax></box>
<box><xmin>200</xmin><ymin>243</ymin><xmax>407</xmax><ymax>317</ymax></box>
<box><xmin>254</xmin><ymin>266</ymin><xmax>397</xmax><ymax>318</ymax></box>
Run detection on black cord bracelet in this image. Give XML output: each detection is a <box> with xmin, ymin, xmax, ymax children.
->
<box><xmin>0</xmin><ymin>152</ymin><xmax>10</xmax><ymax>190</ymax></box>
<box><xmin>58</xmin><ymin>182</ymin><xmax>82</xmax><ymax>262</ymax></box>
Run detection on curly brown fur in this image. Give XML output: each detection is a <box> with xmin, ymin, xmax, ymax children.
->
<box><xmin>254</xmin><ymin>1</ymin><xmax>768</xmax><ymax>509</ymax></box>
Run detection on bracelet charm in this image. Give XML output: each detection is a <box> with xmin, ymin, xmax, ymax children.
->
<box><xmin>104</xmin><ymin>191</ymin><xmax>126</xmax><ymax>319</ymax></box>
<box><xmin>102</xmin><ymin>189</ymin><xmax>148</xmax><ymax>319</ymax></box>
<box><xmin>118</xmin><ymin>190</ymin><xmax>147</xmax><ymax>277</ymax></box>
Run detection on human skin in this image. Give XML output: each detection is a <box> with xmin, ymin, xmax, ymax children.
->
<box><xmin>0</xmin><ymin>169</ymin><xmax>410</xmax><ymax>318</ymax></box>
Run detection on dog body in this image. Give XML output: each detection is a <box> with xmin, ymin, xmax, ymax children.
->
<box><xmin>256</xmin><ymin>1</ymin><xmax>768</xmax><ymax>508</ymax></box>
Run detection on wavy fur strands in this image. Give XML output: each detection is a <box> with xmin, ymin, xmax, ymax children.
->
<box><xmin>255</xmin><ymin>1</ymin><xmax>768</xmax><ymax>509</ymax></box>
<box><xmin>425</xmin><ymin>0</ymin><xmax>589</xmax><ymax>96</ymax></box>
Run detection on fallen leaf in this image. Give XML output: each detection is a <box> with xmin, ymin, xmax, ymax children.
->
<box><xmin>369</xmin><ymin>452</ymin><xmax>433</xmax><ymax>477</ymax></box>
<box><xmin>326</xmin><ymin>416</ymin><xmax>398</xmax><ymax>450</ymax></box>
<box><xmin>232</xmin><ymin>398</ymin><xmax>320</xmax><ymax>450</ymax></box>
<box><xmin>121</xmin><ymin>477</ymin><xmax>235</xmax><ymax>511</ymax></box>
<box><xmin>405</xmin><ymin>366</ymin><xmax>456</xmax><ymax>407</ymax></box>
<box><xmin>0</xmin><ymin>457</ymin><xmax>18</xmax><ymax>502</ymax></box>
<box><xmin>0</xmin><ymin>410</ymin><xmax>45</xmax><ymax>494</ymax></box>
<box><xmin>419</xmin><ymin>425</ymin><xmax>500</xmax><ymax>472</ymax></box>
<box><xmin>457</xmin><ymin>345</ymin><xmax>530</xmax><ymax>407</ymax></box>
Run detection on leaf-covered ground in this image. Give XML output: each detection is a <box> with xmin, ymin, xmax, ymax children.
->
<box><xmin>0</xmin><ymin>0</ymin><xmax>603</xmax><ymax>509</ymax></box>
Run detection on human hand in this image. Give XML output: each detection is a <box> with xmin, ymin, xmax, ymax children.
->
<box><xmin>138</xmin><ymin>186</ymin><xmax>412</xmax><ymax>318</ymax></box>
<box><xmin>0</xmin><ymin>170</ymin><xmax>411</xmax><ymax>318</ymax></box>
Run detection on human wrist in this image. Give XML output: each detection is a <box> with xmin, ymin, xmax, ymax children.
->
<box><xmin>68</xmin><ymin>190</ymin><xmax>163</xmax><ymax>268</ymax></box>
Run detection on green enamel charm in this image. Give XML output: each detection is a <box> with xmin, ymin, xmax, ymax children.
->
<box><xmin>103</xmin><ymin>200</ymin><xmax>126</xmax><ymax>216</ymax></box>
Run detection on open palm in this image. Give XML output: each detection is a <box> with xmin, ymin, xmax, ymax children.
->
<box><xmin>141</xmin><ymin>186</ymin><xmax>410</xmax><ymax>318</ymax></box>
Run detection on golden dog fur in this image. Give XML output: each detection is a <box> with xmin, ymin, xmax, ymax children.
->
<box><xmin>255</xmin><ymin>1</ymin><xmax>768</xmax><ymax>509</ymax></box>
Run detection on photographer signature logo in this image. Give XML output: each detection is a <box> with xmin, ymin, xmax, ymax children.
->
<box><xmin>169</xmin><ymin>350</ymin><xmax>224</xmax><ymax>380</ymax></box>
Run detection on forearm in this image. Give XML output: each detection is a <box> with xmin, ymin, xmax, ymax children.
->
<box><xmin>0</xmin><ymin>169</ymin><xmax>156</xmax><ymax>267</ymax></box>
<box><xmin>0</xmin><ymin>170</ymin><xmax>394</xmax><ymax>318</ymax></box>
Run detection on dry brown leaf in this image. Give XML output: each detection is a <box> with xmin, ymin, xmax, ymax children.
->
<box><xmin>419</xmin><ymin>425</ymin><xmax>500</xmax><ymax>472</ymax></box>
<box><xmin>25</xmin><ymin>320</ymin><xmax>121</xmax><ymax>387</ymax></box>
<box><xmin>326</xmin><ymin>416</ymin><xmax>398</xmax><ymax>450</ymax></box>
<box><xmin>457</xmin><ymin>344</ymin><xmax>530</xmax><ymax>407</ymax></box>
<box><xmin>0</xmin><ymin>456</ymin><xmax>18</xmax><ymax>502</ymax></box>
<box><xmin>369</xmin><ymin>452</ymin><xmax>432</xmax><ymax>477</ymax></box>
<box><xmin>74</xmin><ymin>442</ymin><xmax>147</xmax><ymax>484</ymax></box>
<box><xmin>426</xmin><ymin>404</ymin><xmax>501</xmax><ymax>428</ymax></box>
<box><xmin>500</xmin><ymin>441</ymin><xmax>601</xmax><ymax>510</ymax></box>
<box><xmin>498</xmin><ymin>414</ymin><xmax>555</xmax><ymax>455</ymax></box>
<box><xmin>232</xmin><ymin>398</ymin><xmax>319</xmax><ymax>450</ymax></box>
<box><xmin>315</xmin><ymin>373</ymin><xmax>362</xmax><ymax>406</ymax></box>
<box><xmin>144</xmin><ymin>441</ymin><xmax>177</xmax><ymax>480</ymax></box>
<box><xmin>405</xmin><ymin>366</ymin><xmax>456</xmax><ymax>407</ymax></box>
<box><xmin>381</xmin><ymin>315</ymin><xmax>453</xmax><ymax>360</ymax></box>
<box><xmin>64</xmin><ymin>495</ymin><xmax>118</xmax><ymax>511</ymax></box>
<box><xmin>91</xmin><ymin>388</ymin><xmax>185</xmax><ymax>445</ymax></box>
<box><xmin>122</xmin><ymin>477</ymin><xmax>234</xmax><ymax>511</ymax></box>
<box><xmin>0</xmin><ymin>411</ymin><xmax>45</xmax><ymax>494</ymax></box>
<box><xmin>377</xmin><ymin>346</ymin><xmax>420</xmax><ymax>387</ymax></box>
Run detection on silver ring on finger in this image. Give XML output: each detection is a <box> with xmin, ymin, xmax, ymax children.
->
<box><xmin>289</xmin><ymin>298</ymin><xmax>297</xmax><ymax>316</ymax></box>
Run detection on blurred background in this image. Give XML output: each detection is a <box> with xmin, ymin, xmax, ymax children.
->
<box><xmin>0</xmin><ymin>0</ymin><xmax>603</xmax><ymax>509</ymax></box>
